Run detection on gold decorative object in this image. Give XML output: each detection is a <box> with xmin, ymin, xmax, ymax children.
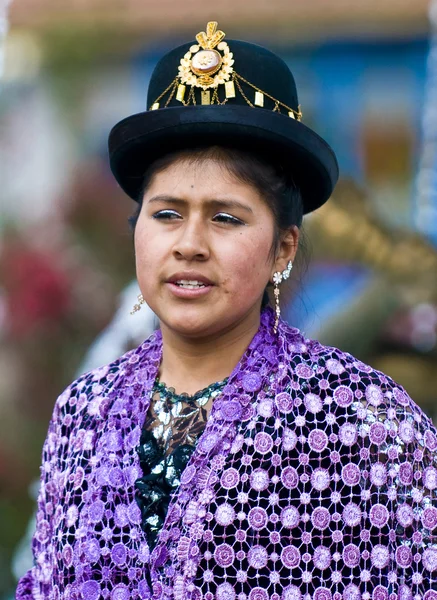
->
<box><xmin>254</xmin><ymin>91</ymin><xmax>264</xmax><ymax>107</ymax></box>
<box><xmin>176</xmin><ymin>84</ymin><xmax>186</xmax><ymax>102</ymax></box>
<box><xmin>148</xmin><ymin>21</ymin><xmax>303</xmax><ymax>120</ymax></box>
<box><xmin>178</xmin><ymin>21</ymin><xmax>234</xmax><ymax>90</ymax></box>
<box><xmin>225</xmin><ymin>80</ymin><xmax>236</xmax><ymax>98</ymax></box>
<box><xmin>201</xmin><ymin>90</ymin><xmax>211</xmax><ymax>105</ymax></box>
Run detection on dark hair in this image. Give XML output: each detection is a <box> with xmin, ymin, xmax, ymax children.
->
<box><xmin>129</xmin><ymin>145</ymin><xmax>307</xmax><ymax>306</ymax></box>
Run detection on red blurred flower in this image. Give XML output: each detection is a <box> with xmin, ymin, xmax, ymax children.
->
<box><xmin>1</xmin><ymin>241</ymin><xmax>71</xmax><ymax>338</ymax></box>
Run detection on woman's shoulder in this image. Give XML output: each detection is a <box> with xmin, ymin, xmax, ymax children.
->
<box><xmin>52</xmin><ymin>330</ymin><xmax>161</xmax><ymax>427</ymax></box>
<box><xmin>286</xmin><ymin>331</ymin><xmax>437</xmax><ymax>444</ymax></box>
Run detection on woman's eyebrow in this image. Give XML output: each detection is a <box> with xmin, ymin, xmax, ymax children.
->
<box><xmin>147</xmin><ymin>194</ymin><xmax>186</xmax><ymax>206</ymax></box>
<box><xmin>209</xmin><ymin>199</ymin><xmax>253</xmax><ymax>214</ymax></box>
<box><xmin>147</xmin><ymin>195</ymin><xmax>253</xmax><ymax>214</ymax></box>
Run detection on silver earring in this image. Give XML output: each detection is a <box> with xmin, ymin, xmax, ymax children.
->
<box><xmin>272</xmin><ymin>261</ymin><xmax>293</xmax><ymax>334</ymax></box>
<box><xmin>130</xmin><ymin>294</ymin><xmax>145</xmax><ymax>315</ymax></box>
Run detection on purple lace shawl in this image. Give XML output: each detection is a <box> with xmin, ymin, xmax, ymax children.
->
<box><xmin>16</xmin><ymin>308</ymin><xmax>437</xmax><ymax>600</ymax></box>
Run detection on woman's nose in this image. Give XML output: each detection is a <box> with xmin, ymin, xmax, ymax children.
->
<box><xmin>172</xmin><ymin>219</ymin><xmax>210</xmax><ymax>261</ymax></box>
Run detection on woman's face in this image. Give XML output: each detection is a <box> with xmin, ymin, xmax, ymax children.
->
<box><xmin>134</xmin><ymin>157</ymin><xmax>294</xmax><ymax>339</ymax></box>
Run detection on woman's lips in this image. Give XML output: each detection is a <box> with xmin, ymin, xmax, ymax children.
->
<box><xmin>166</xmin><ymin>281</ymin><xmax>213</xmax><ymax>299</ymax></box>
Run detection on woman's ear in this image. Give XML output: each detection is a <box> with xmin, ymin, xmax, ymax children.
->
<box><xmin>273</xmin><ymin>225</ymin><xmax>300</xmax><ymax>275</ymax></box>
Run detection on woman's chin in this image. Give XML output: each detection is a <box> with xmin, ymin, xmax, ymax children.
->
<box><xmin>169</xmin><ymin>319</ymin><xmax>217</xmax><ymax>339</ymax></box>
<box><xmin>159</xmin><ymin>306</ymin><xmax>228</xmax><ymax>339</ymax></box>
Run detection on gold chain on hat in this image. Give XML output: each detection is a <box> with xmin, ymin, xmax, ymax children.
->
<box><xmin>149</xmin><ymin>21</ymin><xmax>302</xmax><ymax>121</ymax></box>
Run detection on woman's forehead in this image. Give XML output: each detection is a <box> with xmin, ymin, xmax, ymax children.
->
<box><xmin>149</xmin><ymin>155</ymin><xmax>238</xmax><ymax>183</ymax></box>
<box><xmin>144</xmin><ymin>157</ymin><xmax>265</xmax><ymax>204</ymax></box>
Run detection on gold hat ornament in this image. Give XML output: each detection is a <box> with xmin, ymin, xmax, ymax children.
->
<box><xmin>149</xmin><ymin>21</ymin><xmax>302</xmax><ymax>120</ymax></box>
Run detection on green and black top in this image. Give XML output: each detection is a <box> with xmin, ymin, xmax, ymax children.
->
<box><xmin>134</xmin><ymin>377</ymin><xmax>228</xmax><ymax>550</ymax></box>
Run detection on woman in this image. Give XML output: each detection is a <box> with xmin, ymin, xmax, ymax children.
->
<box><xmin>17</xmin><ymin>22</ymin><xmax>437</xmax><ymax>600</ymax></box>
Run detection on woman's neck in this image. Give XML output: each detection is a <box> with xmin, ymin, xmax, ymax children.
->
<box><xmin>158</xmin><ymin>309</ymin><xmax>262</xmax><ymax>395</ymax></box>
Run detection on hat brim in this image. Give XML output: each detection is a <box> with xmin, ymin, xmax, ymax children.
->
<box><xmin>108</xmin><ymin>105</ymin><xmax>339</xmax><ymax>214</ymax></box>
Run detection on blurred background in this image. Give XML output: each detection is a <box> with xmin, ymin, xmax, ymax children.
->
<box><xmin>1</xmin><ymin>0</ymin><xmax>437</xmax><ymax>596</ymax></box>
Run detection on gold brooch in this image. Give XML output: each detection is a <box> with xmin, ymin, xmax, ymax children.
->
<box><xmin>179</xmin><ymin>22</ymin><xmax>234</xmax><ymax>88</ymax></box>
<box><xmin>149</xmin><ymin>21</ymin><xmax>302</xmax><ymax>120</ymax></box>
<box><xmin>176</xmin><ymin>21</ymin><xmax>235</xmax><ymax>105</ymax></box>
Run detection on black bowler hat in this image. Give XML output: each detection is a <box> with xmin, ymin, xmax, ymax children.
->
<box><xmin>108</xmin><ymin>22</ymin><xmax>339</xmax><ymax>214</ymax></box>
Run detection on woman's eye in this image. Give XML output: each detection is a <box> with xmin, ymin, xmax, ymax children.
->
<box><xmin>213</xmin><ymin>213</ymin><xmax>245</xmax><ymax>225</ymax></box>
<box><xmin>152</xmin><ymin>209</ymin><xmax>182</xmax><ymax>220</ymax></box>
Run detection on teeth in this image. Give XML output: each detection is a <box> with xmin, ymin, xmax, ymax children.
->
<box><xmin>177</xmin><ymin>281</ymin><xmax>205</xmax><ymax>290</ymax></box>
<box><xmin>176</xmin><ymin>281</ymin><xmax>206</xmax><ymax>289</ymax></box>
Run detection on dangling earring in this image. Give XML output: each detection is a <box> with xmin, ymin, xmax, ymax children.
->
<box><xmin>130</xmin><ymin>294</ymin><xmax>145</xmax><ymax>315</ymax></box>
<box><xmin>272</xmin><ymin>260</ymin><xmax>292</xmax><ymax>334</ymax></box>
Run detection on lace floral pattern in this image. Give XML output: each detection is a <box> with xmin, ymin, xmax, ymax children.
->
<box><xmin>16</xmin><ymin>308</ymin><xmax>437</xmax><ymax>600</ymax></box>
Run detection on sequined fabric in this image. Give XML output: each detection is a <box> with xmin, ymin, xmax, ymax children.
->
<box><xmin>142</xmin><ymin>379</ymin><xmax>229</xmax><ymax>457</ymax></box>
<box><xmin>16</xmin><ymin>308</ymin><xmax>437</xmax><ymax>600</ymax></box>
<box><xmin>135</xmin><ymin>379</ymin><xmax>228</xmax><ymax>551</ymax></box>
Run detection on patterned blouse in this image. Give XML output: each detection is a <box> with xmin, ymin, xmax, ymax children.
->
<box><xmin>135</xmin><ymin>378</ymin><xmax>228</xmax><ymax>550</ymax></box>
